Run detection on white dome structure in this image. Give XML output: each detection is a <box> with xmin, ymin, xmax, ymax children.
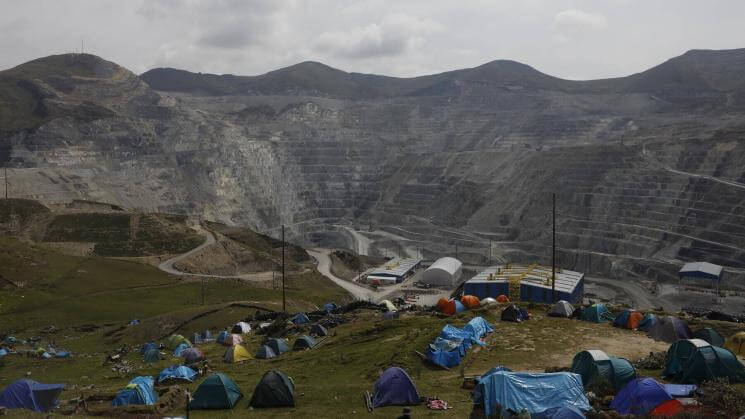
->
<box><xmin>422</xmin><ymin>257</ymin><xmax>463</xmax><ymax>287</ymax></box>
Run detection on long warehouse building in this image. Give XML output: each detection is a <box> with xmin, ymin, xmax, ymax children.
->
<box><xmin>366</xmin><ymin>257</ymin><xmax>422</xmax><ymax>285</ymax></box>
<box><xmin>464</xmin><ymin>264</ymin><xmax>584</xmax><ymax>304</ymax></box>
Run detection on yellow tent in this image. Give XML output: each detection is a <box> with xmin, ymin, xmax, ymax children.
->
<box><xmin>725</xmin><ymin>331</ymin><xmax>745</xmax><ymax>357</ymax></box>
<box><xmin>223</xmin><ymin>344</ymin><xmax>251</xmax><ymax>363</ymax></box>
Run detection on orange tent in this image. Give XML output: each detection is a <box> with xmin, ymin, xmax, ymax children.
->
<box><xmin>461</xmin><ymin>295</ymin><xmax>480</xmax><ymax>309</ymax></box>
<box><xmin>627</xmin><ymin>311</ymin><xmax>644</xmax><ymax>330</ymax></box>
<box><xmin>496</xmin><ymin>295</ymin><xmax>510</xmax><ymax>303</ymax></box>
<box><xmin>651</xmin><ymin>399</ymin><xmax>684</xmax><ymax>417</ymax></box>
<box><xmin>436</xmin><ymin>298</ymin><xmax>450</xmax><ymax>312</ymax></box>
<box><xmin>441</xmin><ymin>299</ymin><xmax>457</xmax><ymax>316</ymax></box>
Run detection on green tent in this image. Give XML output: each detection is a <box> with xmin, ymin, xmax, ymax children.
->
<box><xmin>165</xmin><ymin>334</ymin><xmax>191</xmax><ymax>350</ymax></box>
<box><xmin>189</xmin><ymin>373</ymin><xmax>243</xmax><ymax>410</ymax></box>
<box><xmin>570</xmin><ymin>350</ymin><xmax>636</xmax><ymax>391</ymax></box>
<box><xmin>663</xmin><ymin>339</ymin><xmax>745</xmax><ymax>384</ymax></box>
<box><xmin>249</xmin><ymin>370</ymin><xmax>295</xmax><ymax>408</ymax></box>
<box><xmin>692</xmin><ymin>327</ymin><xmax>725</xmax><ymax>347</ymax></box>
<box><xmin>580</xmin><ymin>304</ymin><xmax>614</xmax><ymax>323</ymax></box>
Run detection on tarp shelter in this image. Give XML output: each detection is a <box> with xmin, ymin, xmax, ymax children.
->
<box><xmin>380</xmin><ymin>300</ymin><xmax>397</xmax><ymax>312</ymax></box>
<box><xmin>477</xmin><ymin>371</ymin><xmax>590</xmax><ymax>417</ymax></box>
<box><xmin>140</xmin><ymin>342</ymin><xmax>157</xmax><ymax>354</ymax></box>
<box><xmin>647</xmin><ymin>316</ymin><xmax>692</xmax><ymax>343</ymax></box>
<box><xmin>426</xmin><ymin>342</ymin><xmax>462</xmax><ymax>369</ymax></box>
<box><xmin>223</xmin><ymin>345</ymin><xmax>251</xmax><ymax>363</ymax></box>
<box><xmin>157</xmin><ymin>365</ymin><xmax>198</xmax><ymax>384</ymax></box>
<box><xmin>255</xmin><ymin>345</ymin><xmax>276</xmax><ymax>359</ymax></box>
<box><xmin>725</xmin><ymin>331</ymin><xmax>745</xmax><ymax>356</ymax></box>
<box><xmin>324</xmin><ymin>302</ymin><xmax>338</xmax><ymax>313</ymax></box>
<box><xmin>480</xmin><ymin>297</ymin><xmax>497</xmax><ymax>306</ymax></box>
<box><xmin>181</xmin><ymin>347</ymin><xmax>205</xmax><ymax>364</ymax></box>
<box><xmin>112</xmin><ymin>376</ymin><xmax>157</xmax><ymax>407</ymax></box>
<box><xmin>497</xmin><ymin>294</ymin><xmax>510</xmax><ymax>303</ymax></box>
<box><xmin>663</xmin><ymin>338</ymin><xmax>745</xmax><ymax>384</ymax></box>
<box><xmin>463</xmin><ymin>316</ymin><xmax>494</xmax><ymax>342</ymax></box>
<box><xmin>548</xmin><ymin>300</ymin><xmax>574</xmax><ymax>318</ymax></box>
<box><xmin>473</xmin><ymin>366</ymin><xmax>512</xmax><ymax>405</ymax></box>
<box><xmin>267</xmin><ymin>338</ymin><xmax>290</xmax><ymax>355</ymax></box>
<box><xmin>610</xmin><ymin>377</ymin><xmax>672</xmax><ymax>416</ymax></box>
<box><xmin>371</xmin><ymin>367</ymin><xmax>421</xmax><ymax>408</ymax></box>
<box><xmin>0</xmin><ymin>379</ymin><xmax>64</xmax><ymax>412</ymax></box>
<box><xmin>173</xmin><ymin>343</ymin><xmax>190</xmax><ymax>357</ymax></box>
<box><xmin>693</xmin><ymin>327</ymin><xmax>724</xmax><ymax>347</ymax></box>
<box><xmin>223</xmin><ymin>334</ymin><xmax>243</xmax><ymax>347</ymax></box>
<box><xmin>216</xmin><ymin>331</ymin><xmax>229</xmax><ymax>345</ymax></box>
<box><xmin>290</xmin><ymin>313</ymin><xmax>310</xmax><ymax>325</ymax></box>
<box><xmin>165</xmin><ymin>335</ymin><xmax>190</xmax><ymax>350</ymax></box>
<box><xmin>249</xmin><ymin>370</ymin><xmax>296</xmax><ymax>408</ymax></box>
<box><xmin>532</xmin><ymin>406</ymin><xmax>586</xmax><ymax>419</ymax></box>
<box><xmin>461</xmin><ymin>295</ymin><xmax>481</xmax><ymax>309</ymax></box>
<box><xmin>501</xmin><ymin>304</ymin><xmax>529</xmax><ymax>322</ymax></box>
<box><xmin>613</xmin><ymin>309</ymin><xmax>643</xmax><ymax>330</ymax></box>
<box><xmin>637</xmin><ymin>313</ymin><xmax>658</xmax><ymax>332</ymax></box>
<box><xmin>570</xmin><ymin>350</ymin><xmax>636</xmax><ymax>391</ymax></box>
<box><xmin>293</xmin><ymin>335</ymin><xmax>317</xmax><ymax>350</ymax></box>
<box><xmin>581</xmin><ymin>304</ymin><xmax>613</xmax><ymax>323</ymax></box>
<box><xmin>189</xmin><ymin>373</ymin><xmax>243</xmax><ymax>410</ymax></box>
<box><xmin>440</xmin><ymin>324</ymin><xmax>481</xmax><ymax>351</ymax></box>
<box><xmin>143</xmin><ymin>348</ymin><xmax>161</xmax><ymax>363</ymax></box>
<box><xmin>232</xmin><ymin>322</ymin><xmax>251</xmax><ymax>334</ymax></box>
<box><xmin>310</xmin><ymin>323</ymin><xmax>328</xmax><ymax>337</ymax></box>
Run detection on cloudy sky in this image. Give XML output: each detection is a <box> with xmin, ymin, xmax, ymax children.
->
<box><xmin>2</xmin><ymin>0</ymin><xmax>745</xmax><ymax>80</ymax></box>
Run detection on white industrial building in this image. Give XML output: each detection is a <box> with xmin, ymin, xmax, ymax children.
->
<box><xmin>365</xmin><ymin>257</ymin><xmax>422</xmax><ymax>285</ymax></box>
<box><xmin>422</xmin><ymin>257</ymin><xmax>463</xmax><ymax>287</ymax></box>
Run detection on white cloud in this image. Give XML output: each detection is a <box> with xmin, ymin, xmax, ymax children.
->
<box><xmin>553</xmin><ymin>9</ymin><xmax>609</xmax><ymax>30</ymax></box>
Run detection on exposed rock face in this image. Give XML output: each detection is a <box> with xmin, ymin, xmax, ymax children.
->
<box><xmin>2</xmin><ymin>50</ymin><xmax>745</xmax><ymax>285</ymax></box>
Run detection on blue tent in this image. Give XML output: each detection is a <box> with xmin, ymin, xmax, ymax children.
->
<box><xmin>112</xmin><ymin>376</ymin><xmax>157</xmax><ymax>406</ymax></box>
<box><xmin>581</xmin><ymin>304</ymin><xmax>613</xmax><ymax>323</ymax></box>
<box><xmin>173</xmin><ymin>343</ymin><xmax>190</xmax><ymax>357</ymax></box>
<box><xmin>533</xmin><ymin>406</ymin><xmax>587</xmax><ymax>419</ymax></box>
<box><xmin>157</xmin><ymin>366</ymin><xmax>198</xmax><ymax>384</ymax></box>
<box><xmin>613</xmin><ymin>310</ymin><xmax>632</xmax><ymax>328</ymax></box>
<box><xmin>610</xmin><ymin>378</ymin><xmax>672</xmax><ymax>415</ymax></box>
<box><xmin>324</xmin><ymin>302</ymin><xmax>338</xmax><ymax>313</ymax></box>
<box><xmin>463</xmin><ymin>317</ymin><xmax>494</xmax><ymax>342</ymax></box>
<box><xmin>372</xmin><ymin>367</ymin><xmax>420</xmax><ymax>408</ymax></box>
<box><xmin>0</xmin><ymin>348</ymin><xmax>8</xmax><ymax>357</ymax></box>
<box><xmin>290</xmin><ymin>313</ymin><xmax>310</xmax><ymax>325</ymax></box>
<box><xmin>143</xmin><ymin>348</ymin><xmax>161</xmax><ymax>363</ymax></box>
<box><xmin>140</xmin><ymin>342</ymin><xmax>157</xmax><ymax>354</ymax></box>
<box><xmin>637</xmin><ymin>313</ymin><xmax>658</xmax><ymax>332</ymax></box>
<box><xmin>0</xmin><ymin>379</ymin><xmax>64</xmax><ymax>412</ymax></box>
<box><xmin>267</xmin><ymin>338</ymin><xmax>290</xmax><ymax>355</ymax></box>
<box><xmin>454</xmin><ymin>300</ymin><xmax>466</xmax><ymax>313</ymax></box>
<box><xmin>477</xmin><ymin>371</ymin><xmax>590</xmax><ymax>417</ymax></box>
<box><xmin>216</xmin><ymin>331</ymin><xmax>229</xmax><ymax>344</ymax></box>
<box><xmin>473</xmin><ymin>366</ymin><xmax>512</xmax><ymax>405</ymax></box>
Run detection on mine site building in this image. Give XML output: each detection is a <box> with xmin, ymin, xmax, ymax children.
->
<box><xmin>464</xmin><ymin>264</ymin><xmax>584</xmax><ymax>304</ymax></box>
<box><xmin>365</xmin><ymin>257</ymin><xmax>422</xmax><ymax>285</ymax></box>
<box><xmin>679</xmin><ymin>262</ymin><xmax>723</xmax><ymax>294</ymax></box>
<box><xmin>422</xmin><ymin>257</ymin><xmax>463</xmax><ymax>287</ymax></box>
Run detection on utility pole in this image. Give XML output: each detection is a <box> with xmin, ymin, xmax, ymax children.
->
<box><xmin>282</xmin><ymin>224</ymin><xmax>286</xmax><ymax>313</ymax></box>
<box><xmin>489</xmin><ymin>239</ymin><xmax>492</xmax><ymax>265</ymax></box>
<box><xmin>552</xmin><ymin>192</ymin><xmax>556</xmax><ymax>303</ymax></box>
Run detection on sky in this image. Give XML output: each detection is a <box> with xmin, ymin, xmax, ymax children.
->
<box><xmin>2</xmin><ymin>0</ymin><xmax>745</xmax><ymax>80</ymax></box>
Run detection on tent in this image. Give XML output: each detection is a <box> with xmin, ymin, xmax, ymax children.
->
<box><xmin>157</xmin><ymin>365</ymin><xmax>198</xmax><ymax>384</ymax></box>
<box><xmin>0</xmin><ymin>379</ymin><xmax>64</xmax><ymax>412</ymax></box>
<box><xmin>309</xmin><ymin>323</ymin><xmax>328</xmax><ymax>337</ymax></box>
<box><xmin>532</xmin><ymin>406</ymin><xmax>586</xmax><ymax>419</ymax></box>
<box><xmin>663</xmin><ymin>338</ymin><xmax>745</xmax><ymax>383</ymax></box>
<box><xmin>267</xmin><ymin>338</ymin><xmax>290</xmax><ymax>355</ymax></box>
<box><xmin>570</xmin><ymin>350</ymin><xmax>636</xmax><ymax>391</ymax></box>
<box><xmin>548</xmin><ymin>300</ymin><xmax>574</xmax><ymax>318</ymax></box>
<box><xmin>371</xmin><ymin>367</ymin><xmax>420</xmax><ymax>408</ymax></box>
<box><xmin>436</xmin><ymin>298</ymin><xmax>450</xmax><ymax>312</ymax></box>
<box><xmin>461</xmin><ymin>295</ymin><xmax>481</xmax><ymax>309</ymax></box>
<box><xmin>143</xmin><ymin>348</ymin><xmax>161</xmax><ymax>363</ymax></box>
<box><xmin>140</xmin><ymin>342</ymin><xmax>157</xmax><ymax>354</ymax></box>
<box><xmin>324</xmin><ymin>301</ymin><xmax>338</xmax><ymax>313</ymax></box>
<box><xmin>610</xmin><ymin>377</ymin><xmax>672</xmax><ymax>415</ymax></box>
<box><xmin>191</xmin><ymin>332</ymin><xmax>204</xmax><ymax>344</ymax></box>
<box><xmin>290</xmin><ymin>313</ymin><xmax>310</xmax><ymax>325</ymax></box>
<box><xmin>637</xmin><ymin>313</ymin><xmax>658</xmax><ymax>332</ymax></box>
<box><xmin>725</xmin><ymin>331</ymin><xmax>745</xmax><ymax>356</ymax></box>
<box><xmin>440</xmin><ymin>324</ymin><xmax>481</xmax><ymax>352</ymax></box>
<box><xmin>496</xmin><ymin>295</ymin><xmax>510</xmax><ymax>303</ymax></box>
<box><xmin>223</xmin><ymin>334</ymin><xmax>243</xmax><ymax>347</ymax></box>
<box><xmin>216</xmin><ymin>330</ymin><xmax>229</xmax><ymax>345</ymax></box>
<box><xmin>571</xmin><ymin>306</ymin><xmax>585</xmax><ymax>319</ymax></box>
<box><xmin>255</xmin><ymin>345</ymin><xmax>277</xmax><ymax>359</ymax></box>
<box><xmin>581</xmin><ymin>304</ymin><xmax>613</xmax><ymax>323</ymax></box>
<box><xmin>647</xmin><ymin>316</ymin><xmax>692</xmax><ymax>343</ymax></box>
<box><xmin>189</xmin><ymin>373</ymin><xmax>243</xmax><ymax>410</ymax></box>
<box><xmin>480</xmin><ymin>297</ymin><xmax>497</xmax><ymax>307</ymax></box>
<box><xmin>173</xmin><ymin>343</ymin><xmax>190</xmax><ymax>357</ymax></box>
<box><xmin>223</xmin><ymin>345</ymin><xmax>251</xmax><ymax>363</ymax></box>
<box><xmin>383</xmin><ymin>311</ymin><xmax>400</xmax><ymax>321</ymax></box>
<box><xmin>440</xmin><ymin>299</ymin><xmax>466</xmax><ymax>316</ymax></box>
<box><xmin>232</xmin><ymin>322</ymin><xmax>251</xmax><ymax>334</ymax></box>
<box><xmin>112</xmin><ymin>376</ymin><xmax>157</xmax><ymax>407</ymax></box>
<box><xmin>501</xmin><ymin>304</ymin><xmax>529</xmax><ymax>322</ymax></box>
<box><xmin>476</xmin><ymin>371</ymin><xmax>590</xmax><ymax>417</ymax></box>
<box><xmin>693</xmin><ymin>327</ymin><xmax>725</xmax><ymax>347</ymax></box>
<box><xmin>651</xmin><ymin>399</ymin><xmax>685</xmax><ymax>417</ymax></box>
<box><xmin>463</xmin><ymin>316</ymin><xmax>494</xmax><ymax>342</ymax></box>
<box><xmin>613</xmin><ymin>309</ymin><xmax>643</xmax><ymax>329</ymax></box>
<box><xmin>293</xmin><ymin>335</ymin><xmax>317</xmax><ymax>350</ymax></box>
<box><xmin>181</xmin><ymin>347</ymin><xmax>205</xmax><ymax>364</ymax></box>
<box><xmin>165</xmin><ymin>335</ymin><xmax>190</xmax><ymax>350</ymax></box>
<box><xmin>473</xmin><ymin>366</ymin><xmax>512</xmax><ymax>405</ymax></box>
<box><xmin>249</xmin><ymin>370</ymin><xmax>295</xmax><ymax>408</ymax></box>
<box><xmin>380</xmin><ymin>300</ymin><xmax>397</xmax><ymax>312</ymax></box>
<box><xmin>0</xmin><ymin>348</ymin><xmax>8</xmax><ymax>357</ymax></box>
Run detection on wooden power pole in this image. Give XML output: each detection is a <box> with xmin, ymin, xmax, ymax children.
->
<box><xmin>282</xmin><ymin>224</ymin><xmax>286</xmax><ymax>313</ymax></box>
<box><xmin>552</xmin><ymin>192</ymin><xmax>556</xmax><ymax>303</ymax></box>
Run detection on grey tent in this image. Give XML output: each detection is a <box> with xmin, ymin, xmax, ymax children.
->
<box><xmin>255</xmin><ymin>345</ymin><xmax>276</xmax><ymax>359</ymax></box>
<box><xmin>293</xmin><ymin>335</ymin><xmax>317</xmax><ymax>351</ymax></box>
<box><xmin>648</xmin><ymin>316</ymin><xmax>692</xmax><ymax>343</ymax></box>
<box><xmin>309</xmin><ymin>324</ymin><xmax>328</xmax><ymax>337</ymax></box>
<box><xmin>548</xmin><ymin>300</ymin><xmax>574</xmax><ymax>318</ymax></box>
<box><xmin>249</xmin><ymin>370</ymin><xmax>295</xmax><ymax>408</ymax></box>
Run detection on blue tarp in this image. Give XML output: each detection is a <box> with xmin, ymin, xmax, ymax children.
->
<box><xmin>663</xmin><ymin>384</ymin><xmax>697</xmax><ymax>397</ymax></box>
<box><xmin>0</xmin><ymin>379</ymin><xmax>64</xmax><ymax>412</ymax></box>
<box><xmin>478</xmin><ymin>371</ymin><xmax>590</xmax><ymax>417</ymax></box>
<box><xmin>290</xmin><ymin>313</ymin><xmax>310</xmax><ymax>325</ymax></box>
<box><xmin>532</xmin><ymin>405</ymin><xmax>586</xmax><ymax>419</ymax></box>
<box><xmin>0</xmin><ymin>349</ymin><xmax>7</xmax><ymax>357</ymax></box>
<box><xmin>473</xmin><ymin>366</ymin><xmax>512</xmax><ymax>405</ymax></box>
<box><xmin>112</xmin><ymin>376</ymin><xmax>157</xmax><ymax>406</ymax></box>
<box><xmin>426</xmin><ymin>344</ymin><xmax>462</xmax><ymax>369</ymax></box>
<box><xmin>173</xmin><ymin>343</ymin><xmax>190</xmax><ymax>357</ymax></box>
<box><xmin>157</xmin><ymin>365</ymin><xmax>198</xmax><ymax>384</ymax></box>
<box><xmin>55</xmin><ymin>351</ymin><xmax>70</xmax><ymax>358</ymax></box>
<box><xmin>610</xmin><ymin>378</ymin><xmax>671</xmax><ymax>415</ymax></box>
<box><xmin>440</xmin><ymin>324</ymin><xmax>480</xmax><ymax>349</ymax></box>
<box><xmin>463</xmin><ymin>317</ymin><xmax>494</xmax><ymax>342</ymax></box>
<box><xmin>324</xmin><ymin>302</ymin><xmax>338</xmax><ymax>313</ymax></box>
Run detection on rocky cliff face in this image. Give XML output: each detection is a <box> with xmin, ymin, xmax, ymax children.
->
<box><xmin>2</xmin><ymin>50</ymin><xmax>745</xmax><ymax>285</ymax></box>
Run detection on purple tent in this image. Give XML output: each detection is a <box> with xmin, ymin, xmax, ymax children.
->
<box><xmin>0</xmin><ymin>379</ymin><xmax>65</xmax><ymax>412</ymax></box>
<box><xmin>610</xmin><ymin>378</ymin><xmax>671</xmax><ymax>415</ymax></box>
<box><xmin>647</xmin><ymin>316</ymin><xmax>692</xmax><ymax>343</ymax></box>
<box><xmin>372</xmin><ymin>367</ymin><xmax>420</xmax><ymax>408</ymax></box>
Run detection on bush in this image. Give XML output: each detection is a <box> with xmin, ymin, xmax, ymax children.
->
<box><xmin>696</xmin><ymin>378</ymin><xmax>745</xmax><ymax>418</ymax></box>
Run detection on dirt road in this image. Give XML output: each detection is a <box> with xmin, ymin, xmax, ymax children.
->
<box><xmin>306</xmin><ymin>248</ymin><xmax>375</xmax><ymax>301</ymax></box>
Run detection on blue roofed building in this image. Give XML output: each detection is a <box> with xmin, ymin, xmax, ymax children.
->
<box><xmin>464</xmin><ymin>264</ymin><xmax>584</xmax><ymax>304</ymax></box>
